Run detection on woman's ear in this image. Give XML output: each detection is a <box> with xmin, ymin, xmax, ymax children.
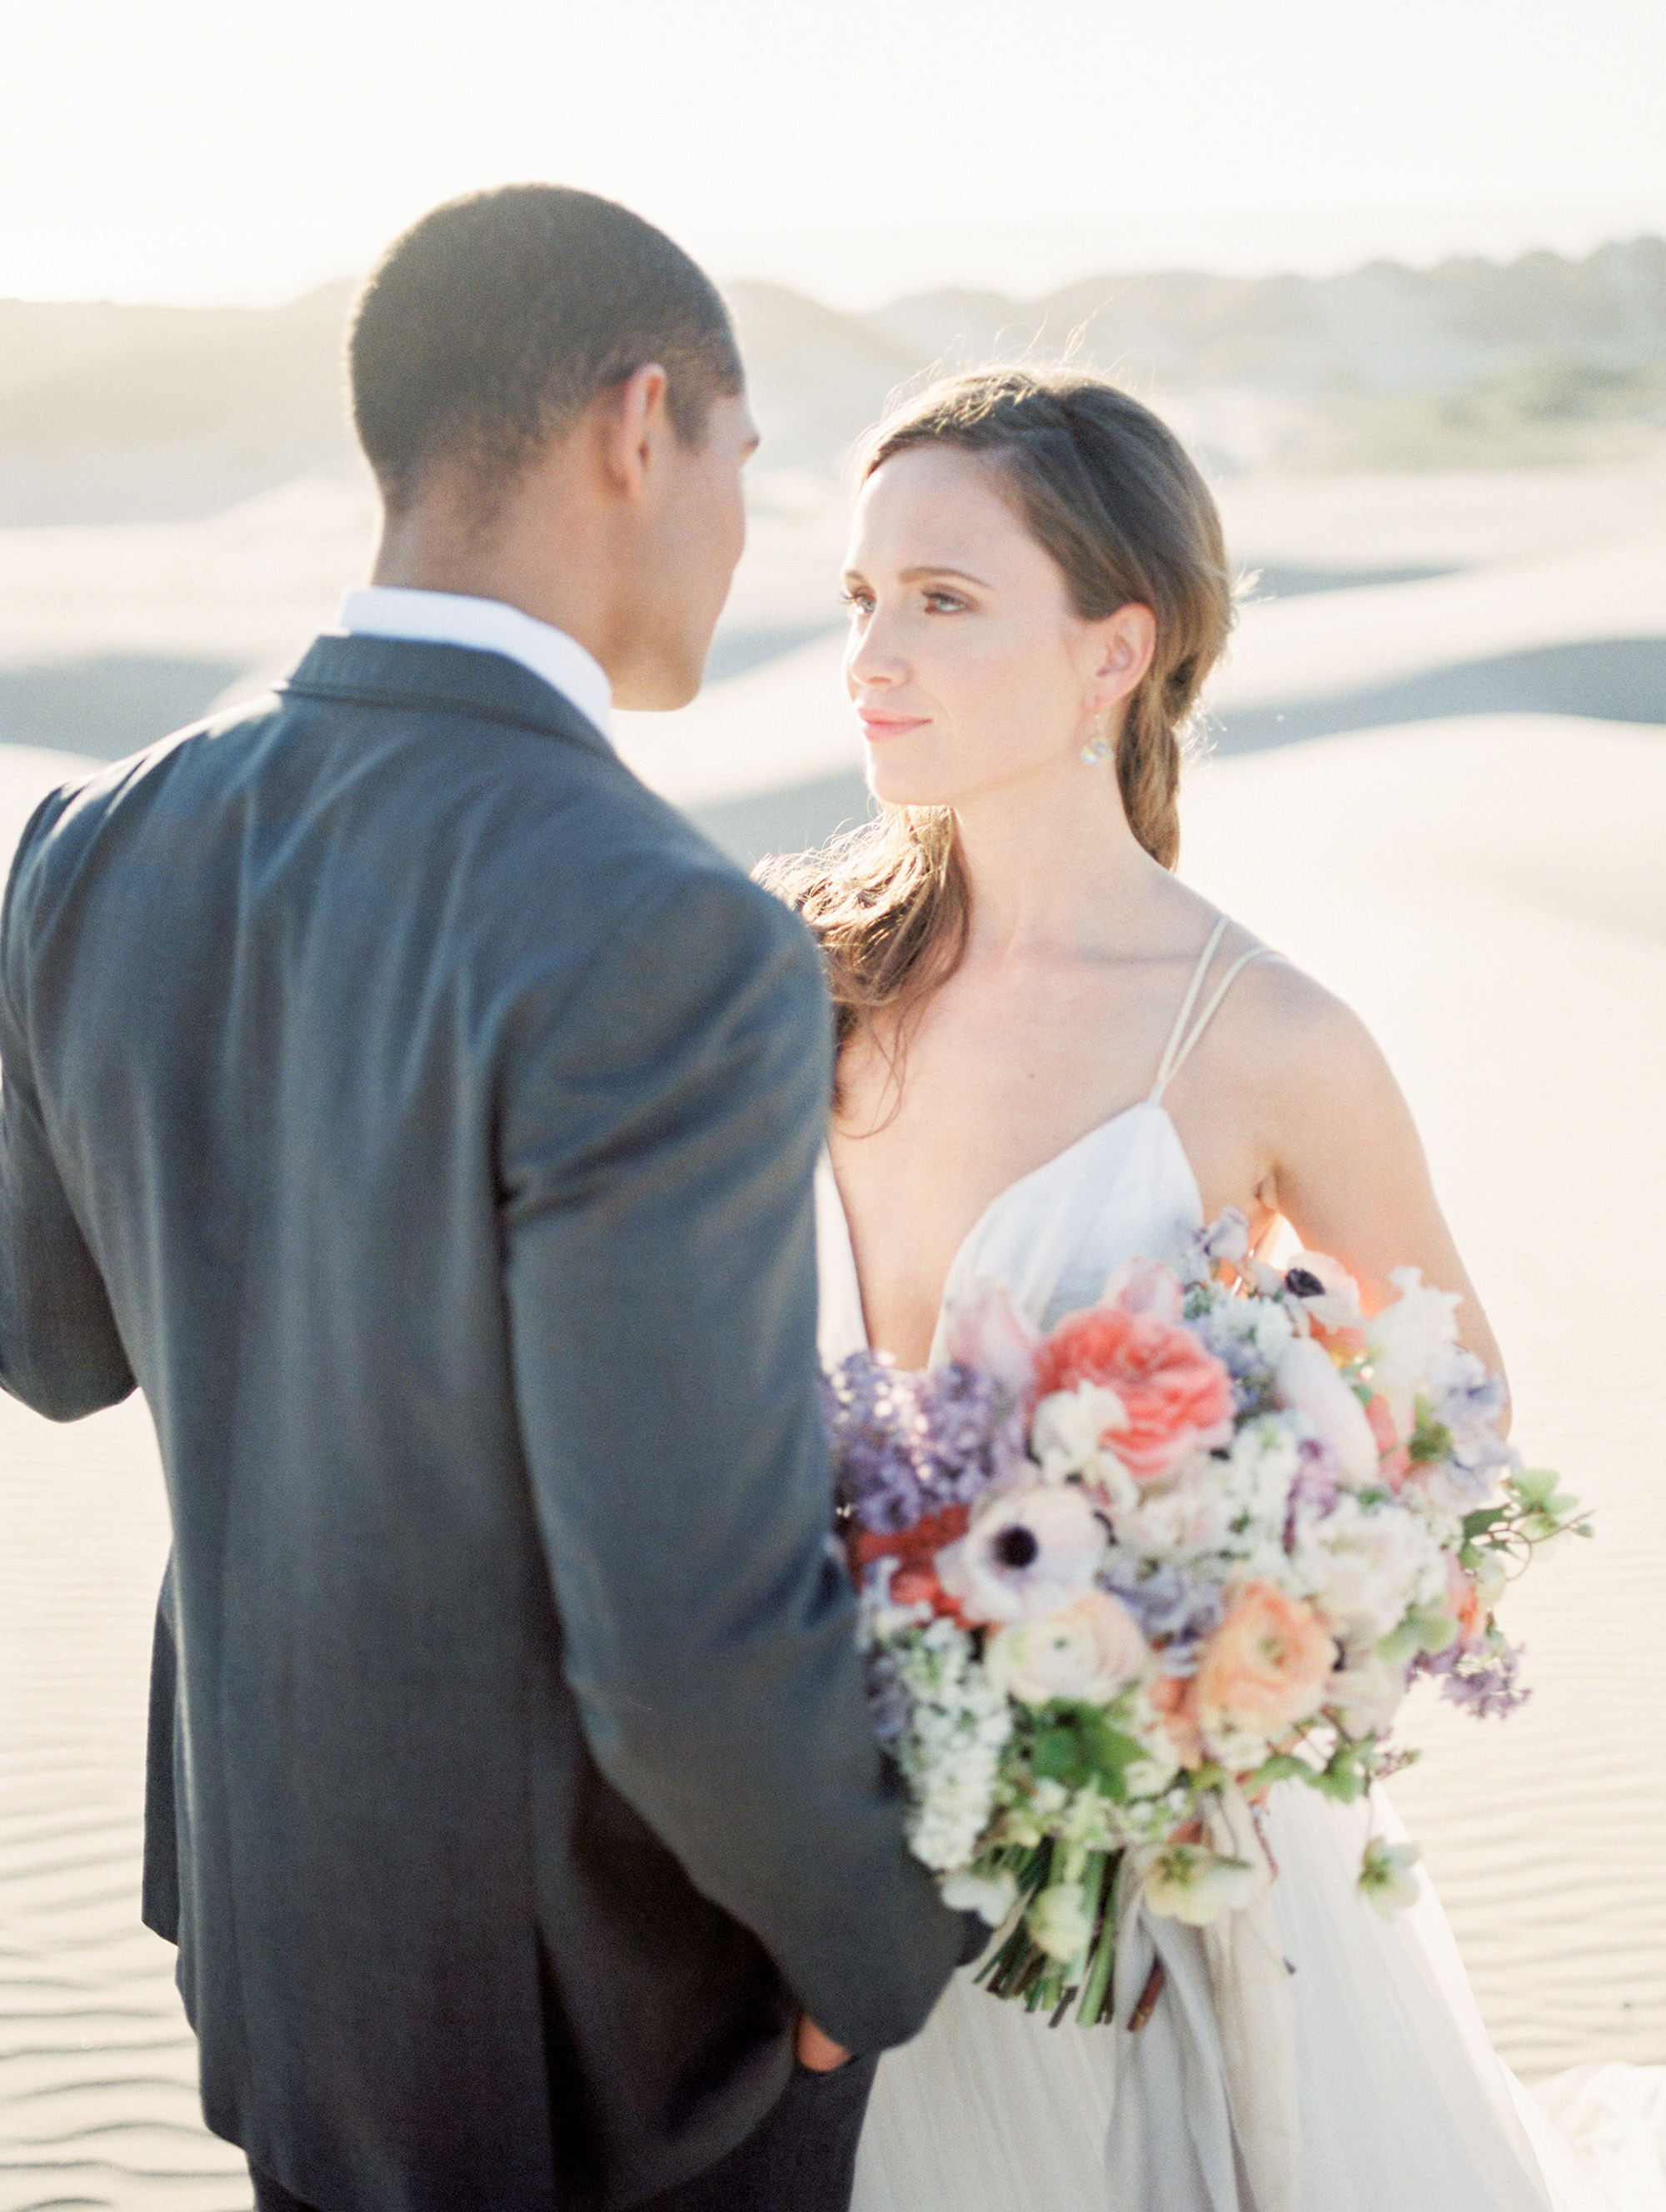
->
<box><xmin>1086</xmin><ymin>603</ymin><xmax>1157</xmax><ymax>708</ymax></box>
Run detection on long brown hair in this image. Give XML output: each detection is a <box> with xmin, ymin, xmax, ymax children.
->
<box><xmin>761</xmin><ymin>368</ymin><xmax>1235</xmax><ymax>1051</ymax></box>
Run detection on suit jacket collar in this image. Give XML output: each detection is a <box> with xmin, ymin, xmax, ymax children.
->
<box><xmin>281</xmin><ymin>633</ymin><xmax>616</xmax><ymax>761</ymax></box>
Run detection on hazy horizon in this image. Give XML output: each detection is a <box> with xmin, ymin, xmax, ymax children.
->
<box><xmin>3</xmin><ymin>205</ymin><xmax>1664</xmax><ymax>321</ymax></box>
<box><xmin>7</xmin><ymin>0</ymin><xmax>1664</xmax><ymax>309</ymax></box>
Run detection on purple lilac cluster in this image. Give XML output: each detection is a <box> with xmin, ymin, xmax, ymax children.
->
<box><xmin>1181</xmin><ymin>1298</ymin><xmax>1282</xmax><ymax>1419</ymax></box>
<box><xmin>1100</xmin><ymin>1554</ymin><xmax>1226</xmax><ymax>1676</ymax></box>
<box><xmin>1284</xmin><ymin>1439</ymin><xmax>1341</xmax><ymax>1545</ymax></box>
<box><xmin>821</xmin><ymin>1352</ymin><xmax>1020</xmax><ymax>1536</ymax></box>
<box><xmin>1417</xmin><ymin>1634</ymin><xmax>1531</xmax><ymax>1718</ymax></box>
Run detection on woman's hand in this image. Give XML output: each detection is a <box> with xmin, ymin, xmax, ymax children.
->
<box><xmin>796</xmin><ymin>2014</ymin><xmax>851</xmax><ymax>2071</ymax></box>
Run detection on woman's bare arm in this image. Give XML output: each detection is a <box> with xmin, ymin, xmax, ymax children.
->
<box><xmin>1248</xmin><ymin>968</ymin><xmax>1509</xmax><ymax>1419</ymax></box>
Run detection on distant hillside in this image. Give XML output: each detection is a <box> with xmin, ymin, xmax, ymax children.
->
<box><xmin>0</xmin><ymin>284</ymin><xmax>361</xmax><ymax>524</ymax></box>
<box><xmin>2</xmin><ymin>240</ymin><xmax>1664</xmax><ymax>523</ymax></box>
<box><xmin>730</xmin><ymin>237</ymin><xmax>1666</xmax><ymax>472</ymax></box>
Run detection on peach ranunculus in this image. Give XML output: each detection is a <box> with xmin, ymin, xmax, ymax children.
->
<box><xmin>1192</xmin><ymin>1582</ymin><xmax>1336</xmax><ymax>1753</ymax></box>
<box><xmin>1148</xmin><ymin>1671</ymin><xmax>1205</xmax><ymax>1769</ymax></box>
<box><xmin>1034</xmin><ymin>1303</ymin><xmax>1234</xmax><ymax>1483</ymax></box>
<box><xmin>1364</xmin><ymin>1393</ymin><xmax>1411</xmax><ymax>1488</ymax></box>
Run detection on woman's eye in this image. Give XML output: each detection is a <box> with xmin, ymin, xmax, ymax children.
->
<box><xmin>840</xmin><ymin>589</ymin><xmax>874</xmax><ymax>615</ymax></box>
<box><xmin>923</xmin><ymin>590</ymin><xmax>967</xmax><ymax>614</ymax></box>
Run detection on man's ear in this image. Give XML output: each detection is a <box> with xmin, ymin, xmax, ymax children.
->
<box><xmin>1086</xmin><ymin>602</ymin><xmax>1157</xmax><ymax>709</ymax></box>
<box><xmin>596</xmin><ymin>363</ymin><xmax>671</xmax><ymax>503</ymax></box>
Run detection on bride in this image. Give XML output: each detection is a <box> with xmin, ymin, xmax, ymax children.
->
<box><xmin>766</xmin><ymin>368</ymin><xmax>1662</xmax><ymax>2210</ymax></box>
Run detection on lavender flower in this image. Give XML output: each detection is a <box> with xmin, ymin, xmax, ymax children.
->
<box><xmin>1418</xmin><ymin>1633</ymin><xmax>1531</xmax><ymax>1718</ymax></box>
<box><xmin>1181</xmin><ymin>1207</ymin><xmax>1251</xmax><ymax>1286</ymax></box>
<box><xmin>822</xmin><ymin>1352</ymin><xmax>1020</xmax><ymax>1535</ymax></box>
<box><xmin>1099</xmin><ymin>1553</ymin><xmax>1226</xmax><ymax>1672</ymax></box>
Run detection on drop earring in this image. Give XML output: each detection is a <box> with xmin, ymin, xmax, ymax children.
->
<box><xmin>1080</xmin><ymin>717</ymin><xmax>1113</xmax><ymax>766</ymax></box>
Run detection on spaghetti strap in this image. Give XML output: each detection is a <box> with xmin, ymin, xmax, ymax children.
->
<box><xmin>1150</xmin><ymin>919</ymin><xmax>1283</xmax><ymax>1103</ymax></box>
<box><xmin>1148</xmin><ymin>916</ymin><xmax>1228</xmax><ymax>1101</ymax></box>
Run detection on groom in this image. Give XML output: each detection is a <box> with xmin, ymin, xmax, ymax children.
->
<box><xmin>0</xmin><ymin>187</ymin><xmax>970</xmax><ymax>2210</ymax></box>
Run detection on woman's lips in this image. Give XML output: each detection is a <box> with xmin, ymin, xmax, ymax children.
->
<box><xmin>856</xmin><ymin>710</ymin><xmax>930</xmax><ymax>739</ymax></box>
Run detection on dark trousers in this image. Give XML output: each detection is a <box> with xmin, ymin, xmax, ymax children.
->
<box><xmin>248</xmin><ymin>2054</ymin><xmax>880</xmax><ymax>2212</ymax></box>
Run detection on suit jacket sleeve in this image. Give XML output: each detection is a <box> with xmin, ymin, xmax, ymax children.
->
<box><xmin>498</xmin><ymin>864</ymin><xmax>967</xmax><ymax>2051</ymax></box>
<box><xmin>0</xmin><ymin>794</ymin><xmax>137</xmax><ymax>1420</ymax></box>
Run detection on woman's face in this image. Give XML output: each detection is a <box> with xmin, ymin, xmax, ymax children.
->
<box><xmin>841</xmin><ymin>445</ymin><xmax>1144</xmax><ymax>810</ymax></box>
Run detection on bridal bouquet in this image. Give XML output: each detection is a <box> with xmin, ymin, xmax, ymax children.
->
<box><xmin>823</xmin><ymin>1213</ymin><xmax>1588</xmax><ymax>2027</ymax></box>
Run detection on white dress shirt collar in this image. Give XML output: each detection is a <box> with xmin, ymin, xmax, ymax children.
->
<box><xmin>337</xmin><ymin>586</ymin><xmax>613</xmax><ymax>742</ymax></box>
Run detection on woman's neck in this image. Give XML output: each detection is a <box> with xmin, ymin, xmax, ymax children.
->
<box><xmin>952</xmin><ymin>760</ymin><xmax>1174</xmax><ymax>967</ymax></box>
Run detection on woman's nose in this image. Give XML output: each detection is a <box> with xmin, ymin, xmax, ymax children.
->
<box><xmin>845</xmin><ymin>605</ymin><xmax>906</xmax><ymax>691</ymax></box>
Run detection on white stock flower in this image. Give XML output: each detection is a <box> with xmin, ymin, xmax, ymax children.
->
<box><xmin>1142</xmin><ymin>1844</ymin><xmax>1260</xmax><ymax>1926</ymax></box>
<box><xmin>1359</xmin><ymin>1838</ymin><xmax>1422</xmax><ymax>1917</ymax></box>
<box><xmin>940</xmin><ymin>1866</ymin><xmax>1019</xmax><ymax>1924</ymax></box>
<box><xmin>1274</xmin><ymin>1338</ymin><xmax>1379</xmax><ymax>1486</ymax></box>
<box><xmin>1029</xmin><ymin>1881</ymin><xmax>1095</xmax><ymax>1961</ymax></box>
<box><xmin>1366</xmin><ymin>1269</ymin><xmax>1462</xmax><ymax>1431</ymax></box>
<box><xmin>885</xmin><ymin>1616</ymin><xmax>1012</xmax><ymax>1871</ymax></box>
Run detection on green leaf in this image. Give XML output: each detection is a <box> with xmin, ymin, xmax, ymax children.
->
<box><xmin>1032</xmin><ymin>1727</ymin><xmax>1086</xmax><ymax>1787</ymax></box>
<box><xmin>1462</xmin><ymin>1507</ymin><xmax>1508</xmax><ymax>1541</ymax></box>
<box><xmin>1511</xmin><ymin>1467</ymin><xmax>1560</xmax><ymax>1512</ymax></box>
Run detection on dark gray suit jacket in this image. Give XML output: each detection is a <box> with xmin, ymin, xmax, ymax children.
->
<box><xmin>0</xmin><ymin>634</ymin><xmax>966</xmax><ymax>2211</ymax></box>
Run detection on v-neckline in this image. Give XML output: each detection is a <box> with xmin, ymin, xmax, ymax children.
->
<box><xmin>821</xmin><ymin>1097</ymin><xmax>1201</xmax><ymax>1363</ymax></box>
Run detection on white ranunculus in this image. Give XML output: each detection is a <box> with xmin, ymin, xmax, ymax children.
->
<box><xmin>985</xmin><ymin>1592</ymin><xmax>1149</xmax><ymax>1706</ymax></box>
<box><xmin>1112</xmin><ymin>1454</ymin><xmax>1236</xmax><ymax>1562</ymax></box>
<box><xmin>1028</xmin><ymin>1881</ymin><xmax>1095</xmax><ymax>1961</ymax></box>
<box><xmin>1366</xmin><ymin>1268</ymin><xmax>1462</xmax><ymax>1431</ymax></box>
<box><xmin>1293</xmin><ymin>1496</ymin><xmax>1447</xmax><ymax>1647</ymax></box>
<box><xmin>1142</xmin><ymin>1845</ymin><xmax>1260</xmax><ymax>1926</ymax></box>
<box><xmin>1274</xmin><ymin>1337</ymin><xmax>1379</xmax><ymax>1486</ymax></box>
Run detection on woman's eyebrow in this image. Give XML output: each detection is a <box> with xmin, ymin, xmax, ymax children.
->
<box><xmin>840</xmin><ymin>565</ymin><xmax>993</xmax><ymax>588</ymax></box>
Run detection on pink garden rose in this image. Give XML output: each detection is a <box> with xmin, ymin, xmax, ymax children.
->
<box><xmin>1033</xmin><ymin>1301</ymin><xmax>1234</xmax><ymax>1482</ymax></box>
<box><xmin>1193</xmin><ymin>1582</ymin><xmax>1336</xmax><ymax>1751</ymax></box>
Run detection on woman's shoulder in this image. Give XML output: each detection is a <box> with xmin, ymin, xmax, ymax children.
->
<box><xmin>1203</xmin><ymin>916</ymin><xmax>1394</xmax><ymax>1108</ymax></box>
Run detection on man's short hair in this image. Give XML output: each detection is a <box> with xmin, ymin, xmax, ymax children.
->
<box><xmin>348</xmin><ymin>185</ymin><xmax>744</xmax><ymax>512</ymax></box>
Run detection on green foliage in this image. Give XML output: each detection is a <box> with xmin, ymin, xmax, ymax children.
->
<box><xmin>1025</xmin><ymin>1703</ymin><xmax>1147</xmax><ymax>1801</ymax></box>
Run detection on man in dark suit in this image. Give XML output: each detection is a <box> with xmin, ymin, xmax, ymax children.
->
<box><xmin>0</xmin><ymin>186</ymin><xmax>970</xmax><ymax>2212</ymax></box>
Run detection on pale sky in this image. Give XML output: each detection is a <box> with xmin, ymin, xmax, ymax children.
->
<box><xmin>4</xmin><ymin>0</ymin><xmax>1664</xmax><ymax>306</ymax></box>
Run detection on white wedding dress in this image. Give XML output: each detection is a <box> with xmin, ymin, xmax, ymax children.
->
<box><xmin>816</xmin><ymin>920</ymin><xmax>1666</xmax><ymax>2212</ymax></box>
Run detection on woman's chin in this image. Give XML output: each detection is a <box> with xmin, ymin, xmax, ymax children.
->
<box><xmin>864</xmin><ymin>755</ymin><xmax>964</xmax><ymax>812</ymax></box>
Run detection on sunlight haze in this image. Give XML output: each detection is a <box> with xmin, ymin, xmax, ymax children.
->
<box><xmin>4</xmin><ymin>0</ymin><xmax>1664</xmax><ymax>304</ymax></box>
